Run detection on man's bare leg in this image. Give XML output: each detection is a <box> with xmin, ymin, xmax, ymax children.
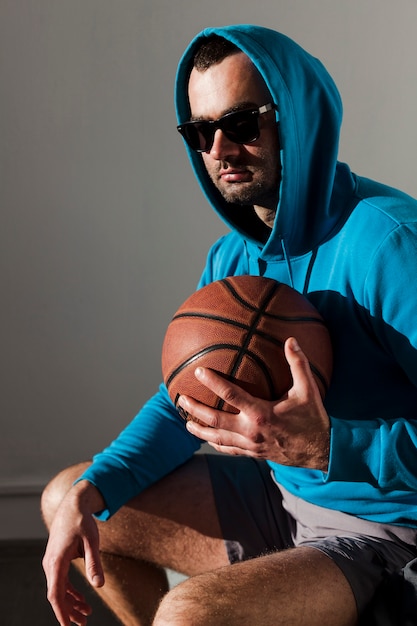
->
<box><xmin>154</xmin><ymin>546</ymin><xmax>358</xmax><ymax>626</ymax></box>
<box><xmin>70</xmin><ymin>553</ymin><xmax>168</xmax><ymax>626</ymax></box>
<box><xmin>42</xmin><ymin>456</ymin><xmax>358</xmax><ymax>626</ymax></box>
<box><xmin>41</xmin><ymin>456</ymin><xmax>229</xmax><ymax>626</ymax></box>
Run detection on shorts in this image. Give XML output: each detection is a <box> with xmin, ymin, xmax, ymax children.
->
<box><xmin>205</xmin><ymin>454</ymin><xmax>417</xmax><ymax>615</ymax></box>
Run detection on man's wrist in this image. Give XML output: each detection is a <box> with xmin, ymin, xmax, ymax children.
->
<box><xmin>69</xmin><ymin>479</ymin><xmax>106</xmax><ymax>515</ymax></box>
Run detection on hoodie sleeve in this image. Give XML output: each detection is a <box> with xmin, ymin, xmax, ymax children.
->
<box><xmin>78</xmin><ymin>384</ymin><xmax>202</xmax><ymax>519</ymax></box>
<box><xmin>326</xmin><ymin>218</ymin><xmax>417</xmax><ymax>493</ymax></box>
<box><xmin>76</xmin><ymin>235</ymin><xmax>246</xmax><ymax>519</ymax></box>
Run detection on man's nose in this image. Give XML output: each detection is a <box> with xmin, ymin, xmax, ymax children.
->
<box><xmin>208</xmin><ymin>129</ymin><xmax>241</xmax><ymax>160</ymax></box>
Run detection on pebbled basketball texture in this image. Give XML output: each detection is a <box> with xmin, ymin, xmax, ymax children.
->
<box><xmin>161</xmin><ymin>275</ymin><xmax>332</xmax><ymax>415</ymax></box>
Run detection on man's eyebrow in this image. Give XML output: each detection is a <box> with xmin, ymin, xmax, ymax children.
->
<box><xmin>190</xmin><ymin>101</ymin><xmax>258</xmax><ymax>122</ymax></box>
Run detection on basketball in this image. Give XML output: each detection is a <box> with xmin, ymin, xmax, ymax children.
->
<box><xmin>161</xmin><ymin>275</ymin><xmax>332</xmax><ymax>415</ymax></box>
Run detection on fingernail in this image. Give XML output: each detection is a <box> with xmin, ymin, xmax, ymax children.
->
<box><xmin>177</xmin><ymin>405</ymin><xmax>189</xmax><ymax>421</ymax></box>
<box><xmin>291</xmin><ymin>337</ymin><xmax>300</xmax><ymax>350</ymax></box>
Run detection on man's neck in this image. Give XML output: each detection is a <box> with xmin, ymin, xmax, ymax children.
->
<box><xmin>254</xmin><ymin>205</ymin><xmax>276</xmax><ymax>229</ymax></box>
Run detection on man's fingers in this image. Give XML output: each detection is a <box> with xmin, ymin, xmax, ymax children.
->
<box><xmin>46</xmin><ymin>570</ymin><xmax>92</xmax><ymax>625</ymax></box>
<box><xmin>194</xmin><ymin>366</ymin><xmax>255</xmax><ymax>412</ymax></box>
<box><xmin>83</xmin><ymin>540</ymin><xmax>105</xmax><ymax>588</ymax></box>
<box><xmin>45</xmin><ymin>581</ymin><xmax>71</xmax><ymax>626</ymax></box>
<box><xmin>284</xmin><ymin>337</ymin><xmax>316</xmax><ymax>392</ymax></box>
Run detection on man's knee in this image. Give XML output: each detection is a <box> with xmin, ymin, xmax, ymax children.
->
<box><xmin>41</xmin><ymin>461</ymin><xmax>91</xmax><ymax>528</ymax></box>
<box><xmin>153</xmin><ymin>580</ymin><xmax>209</xmax><ymax>626</ymax></box>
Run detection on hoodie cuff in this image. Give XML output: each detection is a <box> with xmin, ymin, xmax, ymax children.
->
<box><xmin>325</xmin><ymin>416</ymin><xmax>380</xmax><ymax>485</ymax></box>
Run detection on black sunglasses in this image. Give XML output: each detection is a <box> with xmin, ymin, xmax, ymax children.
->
<box><xmin>177</xmin><ymin>103</ymin><xmax>277</xmax><ymax>153</ymax></box>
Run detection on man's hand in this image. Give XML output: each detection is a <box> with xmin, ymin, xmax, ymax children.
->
<box><xmin>42</xmin><ymin>481</ymin><xmax>105</xmax><ymax>626</ymax></box>
<box><xmin>178</xmin><ymin>337</ymin><xmax>330</xmax><ymax>471</ymax></box>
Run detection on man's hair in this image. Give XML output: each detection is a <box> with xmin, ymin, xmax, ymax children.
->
<box><xmin>192</xmin><ymin>35</ymin><xmax>241</xmax><ymax>71</ymax></box>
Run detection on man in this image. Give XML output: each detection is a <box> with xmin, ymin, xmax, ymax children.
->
<box><xmin>42</xmin><ymin>25</ymin><xmax>417</xmax><ymax>626</ymax></box>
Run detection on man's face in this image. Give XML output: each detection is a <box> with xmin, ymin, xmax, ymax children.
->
<box><xmin>188</xmin><ymin>52</ymin><xmax>281</xmax><ymax>216</ymax></box>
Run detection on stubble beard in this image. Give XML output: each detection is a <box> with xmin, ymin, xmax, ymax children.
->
<box><xmin>218</xmin><ymin>177</ymin><xmax>277</xmax><ymax>208</ymax></box>
<box><xmin>207</xmin><ymin>153</ymin><xmax>280</xmax><ymax>211</ymax></box>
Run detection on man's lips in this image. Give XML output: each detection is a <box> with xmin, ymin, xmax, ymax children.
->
<box><xmin>219</xmin><ymin>167</ymin><xmax>252</xmax><ymax>183</ymax></box>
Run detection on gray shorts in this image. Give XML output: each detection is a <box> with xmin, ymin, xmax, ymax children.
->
<box><xmin>205</xmin><ymin>454</ymin><xmax>417</xmax><ymax>615</ymax></box>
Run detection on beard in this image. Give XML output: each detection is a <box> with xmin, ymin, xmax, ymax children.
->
<box><xmin>217</xmin><ymin>177</ymin><xmax>278</xmax><ymax>207</ymax></box>
<box><xmin>204</xmin><ymin>150</ymin><xmax>281</xmax><ymax>210</ymax></box>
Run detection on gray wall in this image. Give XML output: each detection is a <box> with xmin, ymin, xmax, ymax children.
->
<box><xmin>2</xmin><ymin>0</ymin><xmax>417</xmax><ymax>538</ymax></box>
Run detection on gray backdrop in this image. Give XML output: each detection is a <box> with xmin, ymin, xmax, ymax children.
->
<box><xmin>2</xmin><ymin>0</ymin><xmax>417</xmax><ymax>538</ymax></box>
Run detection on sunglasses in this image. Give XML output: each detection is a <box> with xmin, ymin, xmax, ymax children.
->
<box><xmin>177</xmin><ymin>103</ymin><xmax>277</xmax><ymax>153</ymax></box>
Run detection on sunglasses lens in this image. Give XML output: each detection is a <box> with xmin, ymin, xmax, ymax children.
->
<box><xmin>178</xmin><ymin>107</ymin><xmax>266</xmax><ymax>152</ymax></box>
<box><xmin>222</xmin><ymin>110</ymin><xmax>259</xmax><ymax>144</ymax></box>
<box><xmin>181</xmin><ymin>123</ymin><xmax>214</xmax><ymax>152</ymax></box>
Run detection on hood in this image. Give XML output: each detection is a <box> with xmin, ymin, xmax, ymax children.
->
<box><xmin>175</xmin><ymin>24</ymin><xmax>345</xmax><ymax>259</ymax></box>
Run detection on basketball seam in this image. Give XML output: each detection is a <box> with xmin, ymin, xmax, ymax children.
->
<box><xmin>166</xmin><ymin>281</ymin><xmax>281</xmax><ymax>408</ymax></box>
<box><xmin>164</xmin><ymin>277</ymin><xmax>330</xmax><ymax>409</ymax></box>
<box><xmin>171</xmin><ymin>312</ymin><xmax>329</xmax><ymax>393</ymax></box>
<box><xmin>165</xmin><ymin>343</ymin><xmax>277</xmax><ymax>402</ymax></box>
<box><xmin>215</xmin><ymin>279</ymin><xmax>281</xmax><ymax>410</ymax></box>
<box><xmin>173</xmin><ymin>311</ymin><xmax>326</xmax><ymax>325</ymax></box>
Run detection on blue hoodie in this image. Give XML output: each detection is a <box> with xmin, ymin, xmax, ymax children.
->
<box><xmin>81</xmin><ymin>25</ymin><xmax>417</xmax><ymax>527</ymax></box>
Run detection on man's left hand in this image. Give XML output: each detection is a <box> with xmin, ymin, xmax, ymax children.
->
<box><xmin>178</xmin><ymin>337</ymin><xmax>330</xmax><ymax>471</ymax></box>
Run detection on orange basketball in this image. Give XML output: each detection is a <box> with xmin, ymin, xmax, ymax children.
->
<box><xmin>161</xmin><ymin>276</ymin><xmax>332</xmax><ymax>414</ymax></box>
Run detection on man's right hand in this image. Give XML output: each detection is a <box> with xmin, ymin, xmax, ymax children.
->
<box><xmin>42</xmin><ymin>480</ymin><xmax>106</xmax><ymax>626</ymax></box>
